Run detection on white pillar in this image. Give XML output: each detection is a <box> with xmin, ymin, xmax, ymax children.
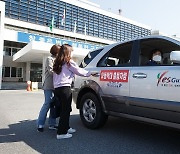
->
<box><xmin>26</xmin><ymin>62</ymin><xmax>31</xmax><ymax>81</ymax></box>
<box><xmin>0</xmin><ymin>2</ymin><xmax>5</xmax><ymax>89</ymax></box>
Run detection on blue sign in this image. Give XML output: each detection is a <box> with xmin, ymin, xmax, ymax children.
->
<box><xmin>17</xmin><ymin>32</ymin><xmax>100</xmax><ymax>50</ymax></box>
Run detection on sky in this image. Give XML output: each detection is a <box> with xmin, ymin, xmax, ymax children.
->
<box><xmin>89</xmin><ymin>0</ymin><xmax>180</xmax><ymax>37</ymax></box>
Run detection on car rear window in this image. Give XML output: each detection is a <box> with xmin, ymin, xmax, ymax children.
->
<box><xmin>79</xmin><ymin>48</ymin><xmax>103</xmax><ymax>68</ymax></box>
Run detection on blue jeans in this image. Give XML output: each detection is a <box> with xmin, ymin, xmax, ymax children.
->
<box><xmin>37</xmin><ymin>90</ymin><xmax>56</xmax><ymax>127</ymax></box>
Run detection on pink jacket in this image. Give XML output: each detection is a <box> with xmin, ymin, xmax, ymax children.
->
<box><xmin>53</xmin><ymin>60</ymin><xmax>91</xmax><ymax>88</ymax></box>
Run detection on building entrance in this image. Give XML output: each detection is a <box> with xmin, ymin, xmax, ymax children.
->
<box><xmin>30</xmin><ymin>63</ymin><xmax>42</xmax><ymax>82</ymax></box>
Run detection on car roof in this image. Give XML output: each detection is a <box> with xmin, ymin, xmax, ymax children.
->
<box><xmin>95</xmin><ymin>35</ymin><xmax>180</xmax><ymax>52</ymax></box>
<box><xmin>98</xmin><ymin>36</ymin><xmax>176</xmax><ymax>54</ymax></box>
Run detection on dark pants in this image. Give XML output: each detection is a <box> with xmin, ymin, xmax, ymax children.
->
<box><xmin>55</xmin><ymin>86</ymin><xmax>72</xmax><ymax>135</ymax></box>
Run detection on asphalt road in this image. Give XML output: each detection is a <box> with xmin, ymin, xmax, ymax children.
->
<box><xmin>0</xmin><ymin>90</ymin><xmax>180</xmax><ymax>154</ymax></box>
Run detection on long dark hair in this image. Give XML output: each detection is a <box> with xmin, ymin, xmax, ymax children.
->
<box><xmin>53</xmin><ymin>44</ymin><xmax>73</xmax><ymax>74</ymax></box>
<box><xmin>50</xmin><ymin>44</ymin><xmax>61</xmax><ymax>56</ymax></box>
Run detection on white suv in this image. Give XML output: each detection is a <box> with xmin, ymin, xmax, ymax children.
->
<box><xmin>72</xmin><ymin>35</ymin><xmax>180</xmax><ymax>129</ymax></box>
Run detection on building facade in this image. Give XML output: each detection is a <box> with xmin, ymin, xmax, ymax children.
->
<box><xmin>0</xmin><ymin>0</ymin><xmax>151</xmax><ymax>89</ymax></box>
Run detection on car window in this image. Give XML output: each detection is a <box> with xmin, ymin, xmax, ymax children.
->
<box><xmin>97</xmin><ymin>42</ymin><xmax>132</xmax><ymax>67</ymax></box>
<box><xmin>139</xmin><ymin>38</ymin><xmax>180</xmax><ymax>66</ymax></box>
<box><xmin>79</xmin><ymin>48</ymin><xmax>103</xmax><ymax>68</ymax></box>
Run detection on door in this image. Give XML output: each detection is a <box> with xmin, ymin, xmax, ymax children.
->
<box><xmin>95</xmin><ymin>41</ymin><xmax>133</xmax><ymax>113</ymax></box>
<box><xmin>30</xmin><ymin>63</ymin><xmax>42</xmax><ymax>82</ymax></box>
<box><xmin>130</xmin><ymin>66</ymin><xmax>158</xmax><ymax>99</ymax></box>
<box><xmin>129</xmin><ymin>37</ymin><xmax>180</xmax><ymax>123</ymax></box>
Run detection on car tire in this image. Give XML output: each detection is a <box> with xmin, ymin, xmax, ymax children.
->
<box><xmin>79</xmin><ymin>92</ymin><xmax>108</xmax><ymax>129</ymax></box>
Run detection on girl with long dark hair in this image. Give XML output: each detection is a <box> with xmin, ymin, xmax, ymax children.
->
<box><xmin>53</xmin><ymin>44</ymin><xmax>95</xmax><ymax>139</ymax></box>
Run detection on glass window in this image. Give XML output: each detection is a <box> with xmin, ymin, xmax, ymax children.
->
<box><xmin>12</xmin><ymin>48</ymin><xmax>19</xmax><ymax>56</ymax></box>
<box><xmin>3</xmin><ymin>0</ymin><xmax>151</xmax><ymax>42</ymax></box>
<box><xmin>97</xmin><ymin>42</ymin><xmax>132</xmax><ymax>67</ymax></box>
<box><xmin>139</xmin><ymin>38</ymin><xmax>180</xmax><ymax>66</ymax></box>
<box><xmin>79</xmin><ymin>48</ymin><xmax>103</xmax><ymax>68</ymax></box>
<box><xmin>4</xmin><ymin>47</ymin><xmax>11</xmax><ymax>56</ymax></box>
<box><xmin>2</xmin><ymin>66</ymin><xmax>5</xmax><ymax>77</ymax></box>
<box><xmin>11</xmin><ymin>67</ymin><xmax>16</xmax><ymax>77</ymax></box>
<box><xmin>4</xmin><ymin>67</ymin><xmax>10</xmax><ymax>77</ymax></box>
<box><xmin>17</xmin><ymin>68</ymin><xmax>23</xmax><ymax>77</ymax></box>
<box><xmin>30</xmin><ymin>63</ymin><xmax>42</xmax><ymax>82</ymax></box>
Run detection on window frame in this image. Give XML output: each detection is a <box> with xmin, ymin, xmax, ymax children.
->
<box><xmin>2</xmin><ymin>66</ymin><xmax>23</xmax><ymax>78</ymax></box>
<box><xmin>139</xmin><ymin>38</ymin><xmax>180</xmax><ymax>66</ymax></box>
<box><xmin>79</xmin><ymin>48</ymin><xmax>104</xmax><ymax>68</ymax></box>
<box><xmin>97</xmin><ymin>41</ymin><xmax>134</xmax><ymax>67</ymax></box>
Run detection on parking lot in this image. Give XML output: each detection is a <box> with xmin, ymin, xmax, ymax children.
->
<box><xmin>0</xmin><ymin>90</ymin><xmax>180</xmax><ymax>154</ymax></box>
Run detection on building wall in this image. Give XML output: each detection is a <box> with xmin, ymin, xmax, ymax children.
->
<box><xmin>2</xmin><ymin>0</ymin><xmax>151</xmax><ymax>42</ymax></box>
<box><xmin>0</xmin><ymin>1</ymin><xmax>5</xmax><ymax>88</ymax></box>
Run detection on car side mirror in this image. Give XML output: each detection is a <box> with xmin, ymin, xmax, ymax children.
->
<box><xmin>170</xmin><ymin>51</ymin><xmax>180</xmax><ymax>64</ymax></box>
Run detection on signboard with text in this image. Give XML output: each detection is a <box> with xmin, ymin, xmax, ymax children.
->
<box><xmin>100</xmin><ymin>70</ymin><xmax>129</xmax><ymax>82</ymax></box>
<box><xmin>17</xmin><ymin>32</ymin><xmax>100</xmax><ymax>50</ymax></box>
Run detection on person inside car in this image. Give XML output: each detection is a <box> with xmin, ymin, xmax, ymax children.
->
<box><xmin>147</xmin><ymin>49</ymin><xmax>162</xmax><ymax>66</ymax></box>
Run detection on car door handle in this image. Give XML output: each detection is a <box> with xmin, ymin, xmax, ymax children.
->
<box><xmin>92</xmin><ymin>72</ymin><xmax>100</xmax><ymax>77</ymax></box>
<box><xmin>132</xmin><ymin>73</ymin><xmax>147</xmax><ymax>79</ymax></box>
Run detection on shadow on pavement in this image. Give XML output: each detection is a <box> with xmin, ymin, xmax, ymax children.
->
<box><xmin>1</xmin><ymin>115</ymin><xmax>180</xmax><ymax>153</ymax></box>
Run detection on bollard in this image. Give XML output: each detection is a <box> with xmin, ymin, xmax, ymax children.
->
<box><xmin>27</xmin><ymin>81</ymin><xmax>31</xmax><ymax>91</ymax></box>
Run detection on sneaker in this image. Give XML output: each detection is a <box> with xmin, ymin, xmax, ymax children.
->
<box><xmin>37</xmin><ymin>125</ymin><xmax>44</xmax><ymax>132</ymax></box>
<box><xmin>68</xmin><ymin>128</ymin><xmax>76</xmax><ymax>134</ymax></box>
<box><xmin>57</xmin><ymin>133</ymin><xmax>72</xmax><ymax>139</ymax></box>
<box><xmin>49</xmin><ymin>125</ymin><xmax>58</xmax><ymax>130</ymax></box>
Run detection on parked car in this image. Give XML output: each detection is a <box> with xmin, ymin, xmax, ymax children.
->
<box><xmin>72</xmin><ymin>35</ymin><xmax>180</xmax><ymax>129</ymax></box>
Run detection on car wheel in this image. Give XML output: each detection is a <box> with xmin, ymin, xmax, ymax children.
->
<box><xmin>80</xmin><ymin>92</ymin><xmax>108</xmax><ymax>129</ymax></box>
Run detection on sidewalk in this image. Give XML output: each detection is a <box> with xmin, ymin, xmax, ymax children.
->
<box><xmin>1</xmin><ymin>82</ymin><xmax>42</xmax><ymax>90</ymax></box>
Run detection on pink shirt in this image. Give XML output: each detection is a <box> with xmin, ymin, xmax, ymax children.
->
<box><xmin>53</xmin><ymin>60</ymin><xmax>91</xmax><ymax>88</ymax></box>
